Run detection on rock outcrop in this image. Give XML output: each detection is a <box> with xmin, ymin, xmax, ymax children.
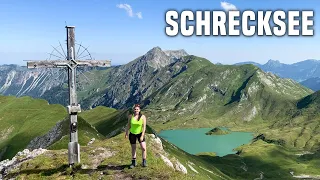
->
<box><xmin>26</xmin><ymin>119</ymin><xmax>65</xmax><ymax>150</ymax></box>
<box><xmin>148</xmin><ymin>134</ymin><xmax>188</xmax><ymax>174</ymax></box>
<box><xmin>0</xmin><ymin>148</ymin><xmax>47</xmax><ymax>179</ymax></box>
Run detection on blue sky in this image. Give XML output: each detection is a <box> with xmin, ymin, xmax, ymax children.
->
<box><xmin>0</xmin><ymin>0</ymin><xmax>319</xmax><ymax>66</ymax></box>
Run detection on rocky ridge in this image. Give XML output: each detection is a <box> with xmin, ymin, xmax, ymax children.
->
<box><xmin>0</xmin><ymin>47</ymin><xmax>189</xmax><ymax>110</ymax></box>
<box><xmin>0</xmin><ymin>148</ymin><xmax>47</xmax><ymax>179</ymax></box>
<box><xmin>0</xmin><ymin>64</ymin><xmax>67</xmax><ymax>97</ymax></box>
<box><xmin>26</xmin><ymin>119</ymin><xmax>65</xmax><ymax>150</ymax></box>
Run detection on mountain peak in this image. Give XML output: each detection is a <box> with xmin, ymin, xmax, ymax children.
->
<box><xmin>233</xmin><ymin>61</ymin><xmax>262</xmax><ymax>66</ymax></box>
<box><xmin>144</xmin><ymin>46</ymin><xmax>164</xmax><ymax>58</ymax></box>
<box><xmin>144</xmin><ymin>46</ymin><xmax>165</xmax><ymax>56</ymax></box>
<box><xmin>265</xmin><ymin>59</ymin><xmax>282</xmax><ymax>68</ymax></box>
<box><xmin>140</xmin><ymin>47</ymin><xmax>188</xmax><ymax>69</ymax></box>
<box><xmin>164</xmin><ymin>49</ymin><xmax>188</xmax><ymax>59</ymax></box>
<box><xmin>148</xmin><ymin>46</ymin><xmax>162</xmax><ymax>52</ymax></box>
<box><xmin>266</xmin><ymin>59</ymin><xmax>280</xmax><ymax>64</ymax></box>
<box><xmin>140</xmin><ymin>47</ymin><xmax>171</xmax><ymax>69</ymax></box>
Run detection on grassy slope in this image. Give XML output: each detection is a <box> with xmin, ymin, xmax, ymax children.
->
<box><xmin>78</xmin><ymin>106</ymin><xmax>117</xmax><ymax>126</ymax></box>
<box><xmin>46</xmin><ymin>106</ymin><xmax>233</xmax><ymax>179</ymax></box>
<box><xmin>40</xmin><ymin>67</ymin><xmax>113</xmax><ymax>107</ymax></box>
<box><xmin>65</xmin><ymin>105</ymin><xmax>320</xmax><ymax>179</ymax></box>
<box><xmin>203</xmin><ymin>140</ymin><xmax>320</xmax><ymax>179</ymax></box>
<box><xmin>2</xmin><ymin>101</ymin><xmax>319</xmax><ymax>179</ymax></box>
<box><xmin>77</xmin><ymin>68</ymin><xmax>113</xmax><ymax>102</ymax></box>
<box><xmin>6</xmin><ymin>114</ymin><xmax>320</xmax><ymax>179</ymax></box>
<box><xmin>135</xmin><ymin>56</ymin><xmax>319</xmax><ymax>178</ymax></box>
<box><xmin>0</xmin><ymin>95</ymin><xmax>67</xmax><ymax>160</ymax></box>
<box><xmin>0</xmin><ymin>96</ymin><xmax>110</xmax><ymax>161</ymax></box>
<box><xmin>48</xmin><ymin>116</ymin><xmax>105</xmax><ymax>150</ymax></box>
<box><xmin>142</xmin><ymin>56</ymin><xmax>318</xmax><ymax>151</ymax></box>
<box><xmin>6</xmin><ymin>132</ymin><xmax>233</xmax><ymax>180</ymax></box>
<box><xmin>79</xmin><ymin>106</ymin><xmax>128</xmax><ymax>137</ymax></box>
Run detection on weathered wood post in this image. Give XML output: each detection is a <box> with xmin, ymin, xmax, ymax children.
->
<box><xmin>66</xmin><ymin>26</ymin><xmax>81</xmax><ymax>165</ymax></box>
<box><xmin>26</xmin><ymin>26</ymin><xmax>111</xmax><ymax>166</ymax></box>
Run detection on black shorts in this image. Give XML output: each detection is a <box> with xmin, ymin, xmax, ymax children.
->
<box><xmin>129</xmin><ymin>132</ymin><xmax>145</xmax><ymax>144</ymax></box>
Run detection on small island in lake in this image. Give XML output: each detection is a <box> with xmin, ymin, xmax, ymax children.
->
<box><xmin>205</xmin><ymin>127</ymin><xmax>230</xmax><ymax>135</ymax></box>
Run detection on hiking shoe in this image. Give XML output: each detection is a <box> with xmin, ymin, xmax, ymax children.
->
<box><xmin>129</xmin><ymin>159</ymin><xmax>137</xmax><ymax>169</ymax></box>
<box><xmin>142</xmin><ymin>159</ymin><xmax>147</xmax><ymax>167</ymax></box>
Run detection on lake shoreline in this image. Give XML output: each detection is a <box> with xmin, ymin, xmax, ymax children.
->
<box><xmin>158</xmin><ymin>127</ymin><xmax>255</xmax><ymax>157</ymax></box>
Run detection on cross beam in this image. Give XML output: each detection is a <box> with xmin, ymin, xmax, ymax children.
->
<box><xmin>25</xmin><ymin>26</ymin><xmax>111</xmax><ymax>166</ymax></box>
<box><xmin>27</xmin><ymin>60</ymin><xmax>111</xmax><ymax>69</ymax></box>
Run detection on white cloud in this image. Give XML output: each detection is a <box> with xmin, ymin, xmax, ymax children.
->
<box><xmin>116</xmin><ymin>4</ymin><xmax>142</xmax><ymax>19</ymax></box>
<box><xmin>220</xmin><ymin>1</ymin><xmax>237</xmax><ymax>11</ymax></box>
<box><xmin>116</xmin><ymin>4</ymin><xmax>133</xmax><ymax>17</ymax></box>
<box><xmin>136</xmin><ymin>12</ymin><xmax>143</xmax><ymax>19</ymax></box>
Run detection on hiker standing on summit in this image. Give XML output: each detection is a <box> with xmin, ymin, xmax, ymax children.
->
<box><xmin>125</xmin><ymin>104</ymin><xmax>147</xmax><ymax>168</ymax></box>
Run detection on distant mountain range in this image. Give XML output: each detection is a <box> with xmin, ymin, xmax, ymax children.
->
<box><xmin>1</xmin><ymin>49</ymin><xmax>320</xmax><ymax>106</ymax></box>
<box><xmin>300</xmin><ymin>77</ymin><xmax>320</xmax><ymax>91</ymax></box>
<box><xmin>0</xmin><ymin>47</ymin><xmax>189</xmax><ymax>108</ymax></box>
<box><xmin>234</xmin><ymin>59</ymin><xmax>320</xmax><ymax>91</ymax></box>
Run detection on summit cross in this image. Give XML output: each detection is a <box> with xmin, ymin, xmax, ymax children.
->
<box><xmin>26</xmin><ymin>26</ymin><xmax>111</xmax><ymax>166</ymax></box>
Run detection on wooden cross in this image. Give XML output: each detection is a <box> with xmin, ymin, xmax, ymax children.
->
<box><xmin>26</xmin><ymin>26</ymin><xmax>111</xmax><ymax>165</ymax></box>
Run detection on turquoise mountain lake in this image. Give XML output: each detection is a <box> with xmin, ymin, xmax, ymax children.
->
<box><xmin>158</xmin><ymin>128</ymin><xmax>254</xmax><ymax>157</ymax></box>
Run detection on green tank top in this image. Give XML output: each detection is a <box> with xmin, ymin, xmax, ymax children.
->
<box><xmin>130</xmin><ymin>114</ymin><xmax>143</xmax><ymax>134</ymax></box>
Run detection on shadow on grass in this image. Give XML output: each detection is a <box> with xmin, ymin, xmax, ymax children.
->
<box><xmin>5</xmin><ymin>164</ymin><xmax>131</xmax><ymax>179</ymax></box>
<box><xmin>225</xmin><ymin>71</ymin><xmax>256</xmax><ymax>106</ymax></box>
<box><xmin>74</xmin><ymin>164</ymin><xmax>130</xmax><ymax>175</ymax></box>
<box><xmin>94</xmin><ymin>110</ymin><xmax>128</xmax><ymax>137</ymax></box>
<box><xmin>5</xmin><ymin>164</ymin><xmax>69</xmax><ymax>179</ymax></box>
<box><xmin>96</xmin><ymin>164</ymin><xmax>128</xmax><ymax>171</ymax></box>
<box><xmin>197</xmin><ymin>153</ymin><xmax>296</xmax><ymax>180</ymax></box>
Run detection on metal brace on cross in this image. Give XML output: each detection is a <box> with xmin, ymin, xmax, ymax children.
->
<box><xmin>26</xmin><ymin>26</ymin><xmax>111</xmax><ymax>166</ymax></box>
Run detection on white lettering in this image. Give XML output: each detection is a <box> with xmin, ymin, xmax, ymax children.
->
<box><xmin>258</xmin><ymin>11</ymin><xmax>272</xmax><ymax>36</ymax></box>
<box><xmin>165</xmin><ymin>10</ymin><xmax>179</xmax><ymax>36</ymax></box>
<box><xmin>288</xmin><ymin>11</ymin><xmax>300</xmax><ymax>36</ymax></box>
<box><xmin>212</xmin><ymin>11</ymin><xmax>227</xmax><ymax>36</ymax></box>
<box><xmin>164</xmin><ymin>10</ymin><xmax>314</xmax><ymax>37</ymax></box>
<box><xmin>229</xmin><ymin>11</ymin><xmax>240</xmax><ymax>36</ymax></box>
<box><xmin>273</xmin><ymin>11</ymin><xmax>286</xmax><ymax>36</ymax></box>
<box><xmin>181</xmin><ymin>11</ymin><xmax>194</xmax><ymax>36</ymax></box>
<box><xmin>302</xmin><ymin>11</ymin><xmax>314</xmax><ymax>36</ymax></box>
<box><xmin>196</xmin><ymin>11</ymin><xmax>211</xmax><ymax>36</ymax></box>
<box><xmin>242</xmin><ymin>10</ymin><xmax>255</xmax><ymax>36</ymax></box>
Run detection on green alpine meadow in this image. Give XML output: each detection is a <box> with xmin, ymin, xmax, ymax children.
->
<box><xmin>1</xmin><ymin>47</ymin><xmax>320</xmax><ymax>179</ymax></box>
